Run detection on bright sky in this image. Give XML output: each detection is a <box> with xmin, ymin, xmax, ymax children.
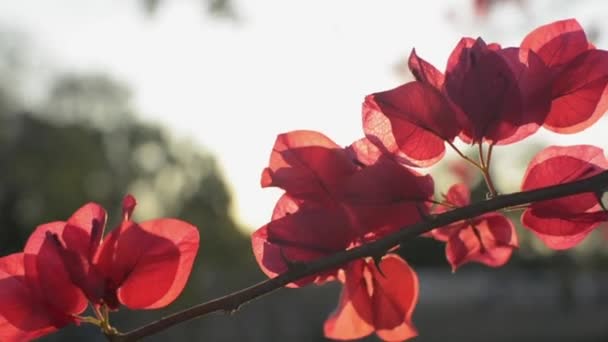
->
<box><xmin>0</xmin><ymin>0</ymin><xmax>607</xmax><ymax>230</ymax></box>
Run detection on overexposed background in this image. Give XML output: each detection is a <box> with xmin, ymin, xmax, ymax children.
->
<box><xmin>2</xmin><ymin>0</ymin><xmax>607</xmax><ymax>230</ymax></box>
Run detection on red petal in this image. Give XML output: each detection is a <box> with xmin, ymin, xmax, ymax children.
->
<box><xmin>544</xmin><ymin>49</ymin><xmax>608</xmax><ymax>133</ymax></box>
<box><xmin>445</xmin><ymin>38</ymin><xmax>524</xmax><ymax>143</ymax></box>
<box><xmin>491</xmin><ymin>48</ymin><xmax>551</xmax><ymax>145</ymax></box>
<box><xmin>368</xmin><ymin>82</ymin><xmax>462</xmax><ymax>142</ymax></box>
<box><xmin>521</xmin><ymin>19</ymin><xmax>590</xmax><ymax>69</ymax></box>
<box><xmin>408</xmin><ymin>49</ymin><xmax>444</xmax><ymax>89</ymax></box>
<box><xmin>345</xmin><ymin>137</ymin><xmax>384</xmax><ymax>167</ymax></box>
<box><xmin>252</xmin><ymin>204</ymin><xmax>355</xmax><ymax>287</ymax></box>
<box><xmin>446</xmin><ymin>37</ymin><xmax>477</xmax><ymax>74</ymax></box>
<box><xmin>446</xmin><ymin>37</ymin><xmax>501</xmax><ymax>76</ymax></box>
<box><xmin>23</xmin><ymin>222</ymin><xmax>88</xmax><ymax>317</ymax></box>
<box><xmin>271</xmin><ymin>193</ymin><xmax>302</xmax><ymax>220</ymax></box>
<box><xmin>521</xmin><ymin>145</ymin><xmax>608</xmax><ymax>249</ymax></box>
<box><xmin>323</xmin><ymin>260</ymin><xmax>374</xmax><ymax>340</ymax></box>
<box><xmin>371</xmin><ymin>255</ymin><xmax>419</xmax><ymax>341</ymax></box>
<box><xmin>63</xmin><ymin>202</ymin><xmax>107</xmax><ymax>260</ymax></box>
<box><xmin>363</xmin><ymin>98</ymin><xmax>446</xmax><ymax>167</ymax></box>
<box><xmin>427</xmin><ymin>184</ymin><xmax>471</xmax><ymax>240</ymax></box>
<box><xmin>341</xmin><ymin>160</ymin><xmax>433</xmax><ymax>205</ymax></box>
<box><xmin>97</xmin><ymin>219</ymin><xmax>200</xmax><ymax>309</ymax></box>
<box><xmin>24</xmin><ymin>204</ymin><xmax>107</xmax><ymax>306</ymax></box>
<box><xmin>261</xmin><ymin>130</ymin><xmax>357</xmax><ymax>202</ymax></box>
<box><xmin>340</xmin><ymin>160</ymin><xmax>434</xmax><ymax>237</ymax></box>
<box><xmin>521</xmin><ymin>212</ymin><xmax>603</xmax><ymax>250</ymax></box>
<box><xmin>446</xmin><ymin>213</ymin><xmax>517</xmax><ymax>271</ymax></box>
<box><xmin>427</xmin><ymin>222</ymin><xmax>466</xmax><ymax>242</ymax></box>
<box><xmin>0</xmin><ymin>253</ymin><xmax>61</xmax><ymax>342</ymax></box>
<box><xmin>443</xmin><ymin>183</ymin><xmax>471</xmax><ymax>207</ymax></box>
<box><xmin>324</xmin><ymin>256</ymin><xmax>419</xmax><ymax>341</ymax></box>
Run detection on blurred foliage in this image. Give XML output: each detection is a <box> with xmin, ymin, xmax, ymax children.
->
<box><xmin>141</xmin><ymin>0</ymin><xmax>237</xmax><ymax>19</ymax></box>
<box><xmin>0</xmin><ymin>65</ymin><xmax>250</xmax><ymax>270</ymax></box>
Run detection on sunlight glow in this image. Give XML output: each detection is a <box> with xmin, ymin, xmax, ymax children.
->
<box><xmin>1</xmin><ymin>0</ymin><xmax>607</xmax><ymax>230</ymax></box>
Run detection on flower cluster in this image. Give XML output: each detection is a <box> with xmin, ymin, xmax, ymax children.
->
<box><xmin>253</xmin><ymin>19</ymin><xmax>608</xmax><ymax>341</ymax></box>
<box><xmin>0</xmin><ymin>195</ymin><xmax>199</xmax><ymax>341</ymax></box>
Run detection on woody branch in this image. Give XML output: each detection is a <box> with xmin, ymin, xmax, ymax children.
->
<box><xmin>108</xmin><ymin>170</ymin><xmax>608</xmax><ymax>342</ymax></box>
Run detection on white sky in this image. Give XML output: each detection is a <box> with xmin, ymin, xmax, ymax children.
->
<box><xmin>0</xmin><ymin>0</ymin><xmax>607</xmax><ymax>230</ymax></box>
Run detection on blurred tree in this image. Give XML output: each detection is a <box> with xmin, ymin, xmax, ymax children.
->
<box><xmin>43</xmin><ymin>73</ymin><xmax>133</xmax><ymax>131</ymax></box>
<box><xmin>0</xmin><ymin>71</ymin><xmax>250</xmax><ymax>268</ymax></box>
<box><xmin>141</xmin><ymin>0</ymin><xmax>237</xmax><ymax>20</ymax></box>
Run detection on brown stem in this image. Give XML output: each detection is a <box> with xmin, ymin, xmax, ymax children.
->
<box><xmin>447</xmin><ymin>140</ymin><xmax>483</xmax><ymax>169</ymax></box>
<box><xmin>478</xmin><ymin>143</ymin><xmax>498</xmax><ymax>197</ymax></box>
<box><xmin>502</xmin><ymin>203</ymin><xmax>529</xmax><ymax>212</ymax></box>
<box><xmin>109</xmin><ymin>170</ymin><xmax>608</xmax><ymax>342</ymax></box>
<box><xmin>486</xmin><ymin>144</ymin><xmax>494</xmax><ymax>168</ymax></box>
<box><xmin>478</xmin><ymin>143</ymin><xmax>486</xmax><ymax>169</ymax></box>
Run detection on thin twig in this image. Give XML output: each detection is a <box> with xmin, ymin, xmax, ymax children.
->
<box><xmin>446</xmin><ymin>140</ymin><xmax>482</xmax><ymax>169</ymax></box>
<box><xmin>486</xmin><ymin>144</ymin><xmax>494</xmax><ymax>167</ymax></box>
<box><xmin>478</xmin><ymin>143</ymin><xmax>486</xmax><ymax>169</ymax></box>
<box><xmin>478</xmin><ymin>143</ymin><xmax>498</xmax><ymax>197</ymax></box>
<box><xmin>108</xmin><ymin>170</ymin><xmax>608</xmax><ymax>342</ymax></box>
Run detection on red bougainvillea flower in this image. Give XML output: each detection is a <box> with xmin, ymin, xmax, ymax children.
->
<box><xmin>521</xmin><ymin>145</ymin><xmax>608</xmax><ymax>249</ymax></box>
<box><xmin>253</xmin><ymin>130</ymin><xmax>433</xmax><ymax>286</ymax></box>
<box><xmin>427</xmin><ymin>183</ymin><xmax>518</xmax><ymax>271</ymax></box>
<box><xmin>0</xmin><ymin>253</ymin><xmax>86</xmax><ymax>342</ymax></box>
<box><xmin>324</xmin><ymin>254</ymin><xmax>418</xmax><ymax>341</ymax></box>
<box><xmin>445</xmin><ymin>37</ymin><xmax>523</xmax><ymax>144</ymax></box>
<box><xmin>443</xmin><ymin>37</ymin><xmax>550</xmax><ymax>145</ymax></box>
<box><xmin>365</xmin><ymin>33</ymin><xmax>551</xmax><ymax>166</ymax></box>
<box><xmin>24</xmin><ymin>195</ymin><xmax>199</xmax><ymax>310</ymax></box>
<box><xmin>521</xmin><ymin>19</ymin><xmax>608</xmax><ymax>134</ymax></box>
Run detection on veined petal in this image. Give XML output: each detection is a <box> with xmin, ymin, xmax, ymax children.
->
<box><xmin>371</xmin><ymin>255</ymin><xmax>419</xmax><ymax>341</ymax></box>
<box><xmin>97</xmin><ymin>219</ymin><xmax>199</xmax><ymax>309</ymax></box>
<box><xmin>0</xmin><ymin>253</ymin><xmax>62</xmax><ymax>342</ymax></box>
<box><xmin>252</xmin><ymin>202</ymin><xmax>354</xmax><ymax>287</ymax></box>
<box><xmin>345</xmin><ymin>137</ymin><xmax>384</xmax><ymax>167</ymax></box>
<box><xmin>544</xmin><ymin>49</ymin><xmax>608</xmax><ymax>133</ymax></box>
<box><xmin>340</xmin><ymin>159</ymin><xmax>434</xmax><ymax>237</ymax></box>
<box><xmin>363</xmin><ymin>98</ymin><xmax>446</xmax><ymax>167</ymax></box>
<box><xmin>446</xmin><ymin>213</ymin><xmax>517</xmax><ymax>271</ymax></box>
<box><xmin>367</xmin><ymin>82</ymin><xmax>461</xmax><ymax>142</ymax></box>
<box><xmin>408</xmin><ymin>48</ymin><xmax>444</xmax><ymax>89</ymax></box>
<box><xmin>23</xmin><ymin>222</ymin><xmax>88</xmax><ymax>317</ymax></box>
<box><xmin>63</xmin><ymin>202</ymin><xmax>107</xmax><ymax>262</ymax></box>
<box><xmin>324</xmin><ymin>260</ymin><xmax>374</xmax><ymax>340</ymax></box>
<box><xmin>521</xmin><ymin>19</ymin><xmax>590</xmax><ymax>69</ymax></box>
<box><xmin>261</xmin><ymin>130</ymin><xmax>357</xmax><ymax>202</ymax></box>
<box><xmin>521</xmin><ymin>145</ymin><xmax>608</xmax><ymax>249</ymax></box>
